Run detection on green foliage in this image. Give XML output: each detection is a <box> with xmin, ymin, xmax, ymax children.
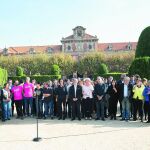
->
<box><xmin>16</xmin><ymin>66</ymin><xmax>24</xmax><ymax>76</ymax></box>
<box><xmin>51</xmin><ymin>64</ymin><xmax>61</xmax><ymax>75</ymax></box>
<box><xmin>76</xmin><ymin>52</ymin><xmax>104</xmax><ymax>74</ymax></box>
<box><xmin>129</xmin><ymin>57</ymin><xmax>150</xmax><ymax>79</ymax></box>
<box><xmin>0</xmin><ymin>52</ymin><xmax>134</xmax><ymax>77</ymax></box>
<box><xmin>135</xmin><ymin>26</ymin><xmax>150</xmax><ymax>58</ymax></box>
<box><xmin>8</xmin><ymin>75</ymin><xmax>61</xmax><ymax>83</ymax></box>
<box><xmin>99</xmin><ymin>63</ymin><xmax>109</xmax><ymax>75</ymax></box>
<box><xmin>94</xmin><ymin>72</ymin><xmax>127</xmax><ymax>80</ymax></box>
<box><xmin>0</xmin><ymin>68</ymin><xmax>8</xmax><ymax>86</ymax></box>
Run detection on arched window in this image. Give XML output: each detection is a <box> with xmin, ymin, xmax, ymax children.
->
<box><xmin>108</xmin><ymin>44</ymin><xmax>113</xmax><ymax>51</ymax></box>
<box><xmin>127</xmin><ymin>43</ymin><xmax>132</xmax><ymax>50</ymax></box>
<box><xmin>68</xmin><ymin>45</ymin><xmax>71</xmax><ymax>51</ymax></box>
<box><xmin>89</xmin><ymin>44</ymin><xmax>92</xmax><ymax>50</ymax></box>
<box><xmin>47</xmin><ymin>47</ymin><xmax>53</xmax><ymax>53</ymax></box>
<box><xmin>29</xmin><ymin>48</ymin><xmax>35</xmax><ymax>54</ymax></box>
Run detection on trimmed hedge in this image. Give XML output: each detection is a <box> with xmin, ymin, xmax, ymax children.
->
<box><xmin>129</xmin><ymin>57</ymin><xmax>150</xmax><ymax>79</ymax></box>
<box><xmin>16</xmin><ymin>66</ymin><xmax>24</xmax><ymax>76</ymax></box>
<box><xmin>99</xmin><ymin>63</ymin><xmax>109</xmax><ymax>75</ymax></box>
<box><xmin>135</xmin><ymin>26</ymin><xmax>150</xmax><ymax>58</ymax></box>
<box><xmin>0</xmin><ymin>52</ymin><xmax>134</xmax><ymax>77</ymax></box>
<box><xmin>51</xmin><ymin>64</ymin><xmax>61</xmax><ymax>75</ymax></box>
<box><xmin>8</xmin><ymin>75</ymin><xmax>61</xmax><ymax>83</ymax></box>
<box><xmin>94</xmin><ymin>72</ymin><xmax>127</xmax><ymax>80</ymax></box>
<box><xmin>0</xmin><ymin>68</ymin><xmax>8</xmax><ymax>86</ymax></box>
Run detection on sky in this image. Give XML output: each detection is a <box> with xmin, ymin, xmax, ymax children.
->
<box><xmin>0</xmin><ymin>0</ymin><xmax>149</xmax><ymax>48</ymax></box>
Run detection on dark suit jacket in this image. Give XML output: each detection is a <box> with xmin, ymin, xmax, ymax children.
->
<box><xmin>118</xmin><ymin>83</ymin><xmax>133</xmax><ymax>101</ymax></box>
<box><xmin>94</xmin><ymin>83</ymin><xmax>105</xmax><ymax>100</ymax></box>
<box><xmin>69</xmin><ymin>85</ymin><xmax>82</xmax><ymax>101</ymax></box>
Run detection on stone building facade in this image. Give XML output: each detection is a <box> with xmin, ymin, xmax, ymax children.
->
<box><xmin>0</xmin><ymin>26</ymin><xmax>137</xmax><ymax>57</ymax></box>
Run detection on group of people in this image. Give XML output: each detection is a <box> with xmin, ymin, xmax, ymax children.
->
<box><xmin>0</xmin><ymin>74</ymin><xmax>150</xmax><ymax>123</ymax></box>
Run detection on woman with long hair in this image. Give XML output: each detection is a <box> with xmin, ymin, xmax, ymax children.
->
<box><xmin>107</xmin><ymin>80</ymin><xmax>118</xmax><ymax>120</ymax></box>
<box><xmin>2</xmin><ymin>83</ymin><xmax>11</xmax><ymax>121</ymax></box>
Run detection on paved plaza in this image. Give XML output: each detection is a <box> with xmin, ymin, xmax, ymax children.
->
<box><xmin>0</xmin><ymin>117</ymin><xmax>150</xmax><ymax>150</ymax></box>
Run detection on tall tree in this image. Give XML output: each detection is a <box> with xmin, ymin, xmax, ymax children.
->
<box><xmin>135</xmin><ymin>26</ymin><xmax>150</xmax><ymax>58</ymax></box>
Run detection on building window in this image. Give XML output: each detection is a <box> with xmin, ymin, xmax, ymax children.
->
<box><xmin>89</xmin><ymin>44</ymin><xmax>92</xmax><ymax>50</ymax></box>
<box><xmin>47</xmin><ymin>47</ymin><xmax>53</xmax><ymax>53</ymax></box>
<box><xmin>67</xmin><ymin>45</ymin><xmax>71</xmax><ymax>51</ymax></box>
<box><xmin>3</xmin><ymin>48</ymin><xmax>8</xmax><ymax>55</ymax></box>
<box><xmin>108</xmin><ymin>44</ymin><xmax>113</xmax><ymax>51</ymax></box>
<box><xmin>29</xmin><ymin>48</ymin><xmax>35</xmax><ymax>54</ymax></box>
<box><xmin>127</xmin><ymin>43</ymin><xmax>132</xmax><ymax>50</ymax></box>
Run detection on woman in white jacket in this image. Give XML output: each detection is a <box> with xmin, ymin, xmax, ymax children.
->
<box><xmin>82</xmin><ymin>78</ymin><xmax>94</xmax><ymax>120</ymax></box>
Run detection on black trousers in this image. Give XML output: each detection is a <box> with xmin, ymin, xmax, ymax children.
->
<box><xmin>84</xmin><ymin>98</ymin><xmax>93</xmax><ymax>118</ymax></box>
<box><xmin>0</xmin><ymin>100</ymin><xmax>5</xmax><ymax>121</ymax></box>
<box><xmin>109</xmin><ymin>98</ymin><xmax>118</xmax><ymax>117</ymax></box>
<box><xmin>81</xmin><ymin>99</ymin><xmax>85</xmax><ymax>118</ymax></box>
<box><xmin>32</xmin><ymin>98</ymin><xmax>36</xmax><ymax>115</ymax></box>
<box><xmin>57</xmin><ymin>98</ymin><xmax>66</xmax><ymax>119</ymax></box>
<box><xmin>133</xmin><ymin>99</ymin><xmax>143</xmax><ymax>120</ymax></box>
<box><xmin>144</xmin><ymin>101</ymin><xmax>149</xmax><ymax>119</ymax></box>
<box><xmin>118</xmin><ymin>98</ymin><xmax>122</xmax><ymax>115</ymax></box>
<box><xmin>72</xmin><ymin>100</ymin><xmax>81</xmax><ymax>119</ymax></box>
<box><xmin>53</xmin><ymin>95</ymin><xmax>57</xmax><ymax>116</ymax></box>
<box><xmin>67</xmin><ymin>98</ymin><xmax>72</xmax><ymax>118</ymax></box>
<box><xmin>147</xmin><ymin>102</ymin><xmax>150</xmax><ymax>121</ymax></box>
<box><xmin>11</xmin><ymin>98</ymin><xmax>15</xmax><ymax>117</ymax></box>
<box><xmin>23</xmin><ymin>99</ymin><xmax>26</xmax><ymax>115</ymax></box>
<box><xmin>15</xmin><ymin>100</ymin><xmax>23</xmax><ymax>117</ymax></box>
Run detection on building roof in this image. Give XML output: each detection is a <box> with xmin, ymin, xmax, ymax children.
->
<box><xmin>62</xmin><ymin>33</ymin><xmax>98</xmax><ymax>41</ymax></box>
<box><xmin>7</xmin><ymin>45</ymin><xmax>62</xmax><ymax>54</ymax></box>
<box><xmin>97</xmin><ymin>42</ymin><xmax>137</xmax><ymax>51</ymax></box>
<box><xmin>0</xmin><ymin>42</ymin><xmax>137</xmax><ymax>55</ymax></box>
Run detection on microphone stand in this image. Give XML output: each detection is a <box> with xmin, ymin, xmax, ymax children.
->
<box><xmin>33</xmin><ymin>90</ymin><xmax>42</xmax><ymax>142</ymax></box>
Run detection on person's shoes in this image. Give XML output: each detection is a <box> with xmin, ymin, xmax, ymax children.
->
<box><xmin>114</xmin><ymin>116</ymin><xmax>117</xmax><ymax>120</ymax></box>
<box><xmin>119</xmin><ymin>114</ymin><xmax>122</xmax><ymax>117</ymax></box>
<box><xmin>63</xmin><ymin>117</ymin><xmax>66</xmax><ymax>120</ymax></box>
<box><xmin>110</xmin><ymin>116</ymin><xmax>113</xmax><ymax>120</ymax></box>
<box><xmin>71</xmin><ymin>118</ymin><xmax>75</xmax><ymax>121</ymax></box>
<box><xmin>102</xmin><ymin>118</ymin><xmax>105</xmax><ymax>121</ymax></box>
<box><xmin>133</xmin><ymin>118</ymin><xmax>137</xmax><ymax>121</ymax></box>
<box><xmin>78</xmin><ymin>118</ymin><xmax>81</xmax><ymax>121</ymax></box>
<box><xmin>141</xmin><ymin>118</ymin><xmax>143</xmax><ymax>122</ymax></box>
<box><xmin>146</xmin><ymin>120</ymin><xmax>150</xmax><ymax>123</ymax></box>
<box><xmin>95</xmin><ymin>118</ymin><xmax>100</xmax><ymax>120</ymax></box>
<box><xmin>21</xmin><ymin>117</ymin><xmax>24</xmax><ymax>120</ymax></box>
<box><xmin>2</xmin><ymin>119</ymin><xmax>6</xmax><ymax>122</ymax></box>
<box><xmin>44</xmin><ymin>117</ymin><xmax>47</xmax><ymax>120</ymax></box>
<box><xmin>16</xmin><ymin>116</ymin><xmax>20</xmax><ymax>119</ymax></box>
<box><xmin>125</xmin><ymin>119</ymin><xmax>130</xmax><ymax>122</ymax></box>
<box><xmin>51</xmin><ymin>117</ymin><xmax>54</xmax><ymax>120</ymax></box>
<box><xmin>58</xmin><ymin>117</ymin><xmax>62</xmax><ymax>120</ymax></box>
<box><xmin>120</xmin><ymin>118</ymin><xmax>125</xmax><ymax>121</ymax></box>
<box><xmin>85</xmin><ymin>117</ymin><xmax>88</xmax><ymax>120</ymax></box>
<box><xmin>89</xmin><ymin>117</ymin><xmax>92</xmax><ymax>120</ymax></box>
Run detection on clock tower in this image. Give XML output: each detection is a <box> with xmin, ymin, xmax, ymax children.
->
<box><xmin>73</xmin><ymin>26</ymin><xmax>86</xmax><ymax>38</ymax></box>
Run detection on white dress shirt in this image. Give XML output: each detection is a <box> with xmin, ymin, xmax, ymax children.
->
<box><xmin>124</xmin><ymin>84</ymin><xmax>128</xmax><ymax>97</ymax></box>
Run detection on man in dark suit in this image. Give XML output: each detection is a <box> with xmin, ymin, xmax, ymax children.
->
<box><xmin>118</xmin><ymin>76</ymin><xmax>133</xmax><ymax>121</ymax></box>
<box><xmin>94</xmin><ymin>77</ymin><xmax>106</xmax><ymax>121</ymax></box>
<box><xmin>69</xmin><ymin>78</ymin><xmax>82</xmax><ymax>121</ymax></box>
<box><xmin>117</xmin><ymin>74</ymin><xmax>126</xmax><ymax>117</ymax></box>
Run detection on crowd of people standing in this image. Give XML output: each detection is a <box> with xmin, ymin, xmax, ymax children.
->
<box><xmin>0</xmin><ymin>74</ymin><xmax>150</xmax><ymax>123</ymax></box>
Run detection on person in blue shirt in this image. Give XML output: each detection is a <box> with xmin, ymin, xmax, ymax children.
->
<box><xmin>143</xmin><ymin>80</ymin><xmax>150</xmax><ymax>123</ymax></box>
